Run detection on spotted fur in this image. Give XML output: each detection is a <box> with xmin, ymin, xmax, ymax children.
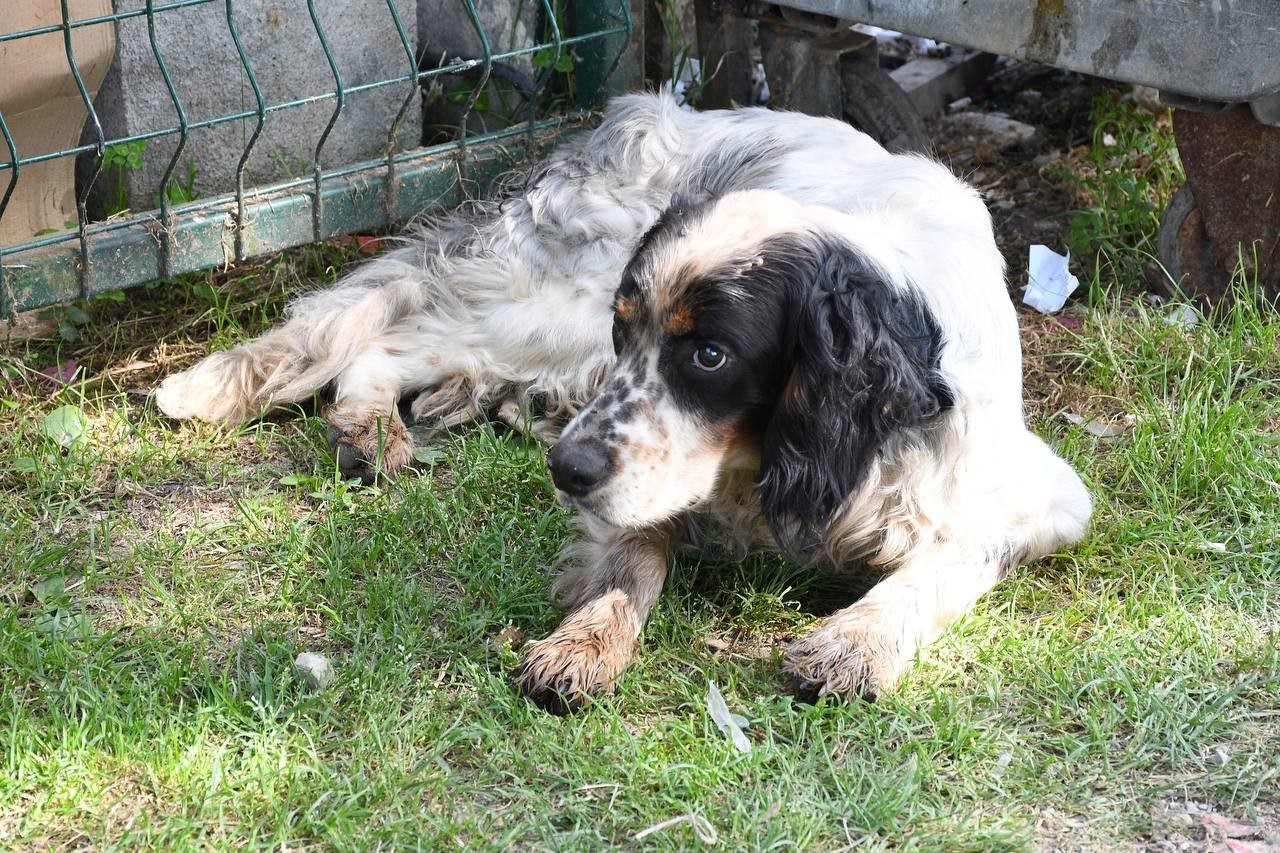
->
<box><xmin>156</xmin><ymin>93</ymin><xmax>1092</xmax><ymax>712</ymax></box>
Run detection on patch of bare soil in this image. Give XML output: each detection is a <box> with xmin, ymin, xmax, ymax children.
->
<box><xmin>1141</xmin><ymin>798</ymin><xmax>1280</xmax><ymax>852</ymax></box>
<box><xmin>1028</xmin><ymin>798</ymin><xmax>1280</xmax><ymax>853</ymax></box>
<box><xmin>928</xmin><ymin>62</ymin><xmax>1111</xmax><ymax>276</ymax></box>
<box><xmin>921</xmin><ymin>63</ymin><xmax>1131</xmax><ymax>419</ymax></box>
<box><xmin>1017</xmin><ymin>309</ymin><xmax>1099</xmax><ymax>423</ymax></box>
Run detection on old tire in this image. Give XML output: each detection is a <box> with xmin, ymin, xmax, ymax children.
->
<box><xmin>1157</xmin><ymin>182</ymin><xmax>1229</xmax><ymax>304</ymax></box>
<box><xmin>840</xmin><ymin>60</ymin><xmax>929</xmax><ymax>154</ymax></box>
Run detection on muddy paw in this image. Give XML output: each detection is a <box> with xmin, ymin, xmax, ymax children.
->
<box><xmin>782</xmin><ymin>614</ymin><xmax>902</xmax><ymax>704</ymax></box>
<box><xmin>324</xmin><ymin>407</ymin><xmax>413</xmax><ymax>484</ymax></box>
<box><xmin>513</xmin><ymin>646</ymin><xmax>617</xmax><ymax>715</ymax></box>
<box><xmin>513</xmin><ymin>592</ymin><xmax>638</xmax><ymax>714</ymax></box>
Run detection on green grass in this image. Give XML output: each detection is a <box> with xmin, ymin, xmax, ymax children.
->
<box><xmin>2</xmin><ymin>112</ymin><xmax>1278</xmax><ymax>850</ymax></box>
<box><xmin>1064</xmin><ymin>91</ymin><xmax>1185</xmax><ymax>294</ymax></box>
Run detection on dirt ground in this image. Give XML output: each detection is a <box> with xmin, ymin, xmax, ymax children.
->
<box><xmin>924</xmin><ymin>61</ymin><xmax>1111</xmax><ymax>276</ymax></box>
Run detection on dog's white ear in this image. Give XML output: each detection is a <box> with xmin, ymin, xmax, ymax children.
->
<box><xmin>758</xmin><ymin>238</ymin><xmax>952</xmax><ymax>554</ymax></box>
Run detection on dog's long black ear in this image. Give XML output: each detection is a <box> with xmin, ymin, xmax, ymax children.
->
<box><xmin>758</xmin><ymin>238</ymin><xmax>952</xmax><ymax>555</ymax></box>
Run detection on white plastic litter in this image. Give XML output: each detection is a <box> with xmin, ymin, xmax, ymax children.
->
<box><xmin>1164</xmin><ymin>304</ymin><xmax>1201</xmax><ymax>330</ymax></box>
<box><xmin>706</xmin><ymin>681</ymin><xmax>751</xmax><ymax>753</ymax></box>
<box><xmin>1023</xmin><ymin>245</ymin><xmax>1080</xmax><ymax>313</ymax></box>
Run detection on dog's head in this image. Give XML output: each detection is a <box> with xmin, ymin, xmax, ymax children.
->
<box><xmin>548</xmin><ymin>190</ymin><xmax>953</xmax><ymax>552</ymax></box>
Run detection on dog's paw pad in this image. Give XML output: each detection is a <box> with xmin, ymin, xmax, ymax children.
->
<box><xmin>783</xmin><ymin>622</ymin><xmax>896</xmax><ymax>704</ymax></box>
<box><xmin>323</xmin><ymin>411</ymin><xmax>413</xmax><ymax>482</ymax></box>
<box><xmin>513</xmin><ymin>636</ymin><xmax>629</xmax><ymax>714</ymax></box>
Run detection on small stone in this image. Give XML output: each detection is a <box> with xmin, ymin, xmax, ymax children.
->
<box><xmin>1129</xmin><ymin>85</ymin><xmax>1163</xmax><ymax>114</ymax></box>
<box><xmin>940</xmin><ymin>112</ymin><xmax>1037</xmax><ymax>150</ymax></box>
<box><xmin>293</xmin><ymin>652</ymin><xmax>334</xmax><ymax>689</ymax></box>
<box><xmin>1205</xmin><ymin>746</ymin><xmax>1230</xmax><ymax>766</ymax></box>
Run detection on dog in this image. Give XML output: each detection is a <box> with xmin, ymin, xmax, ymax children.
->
<box><xmin>156</xmin><ymin>92</ymin><xmax>1092</xmax><ymax>711</ymax></box>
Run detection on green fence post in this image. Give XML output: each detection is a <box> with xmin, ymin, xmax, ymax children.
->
<box><xmin>575</xmin><ymin>0</ymin><xmax>640</xmax><ymax>109</ymax></box>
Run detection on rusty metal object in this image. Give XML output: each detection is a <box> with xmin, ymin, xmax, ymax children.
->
<box><xmin>1168</xmin><ymin>107</ymin><xmax>1280</xmax><ymax>302</ymax></box>
<box><xmin>1157</xmin><ymin>185</ymin><xmax>1225</xmax><ymax>305</ymax></box>
<box><xmin>768</xmin><ymin>0</ymin><xmax>1280</xmax><ymax>104</ymax></box>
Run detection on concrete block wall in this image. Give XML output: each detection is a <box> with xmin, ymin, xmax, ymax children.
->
<box><xmin>418</xmin><ymin>0</ymin><xmax>540</xmax><ymax>144</ymax></box>
<box><xmin>88</xmin><ymin>0</ymin><xmax>420</xmax><ymax>214</ymax></box>
<box><xmin>418</xmin><ymin>0</ymin><xmax>534</xmax><ymax>73</ymax></box>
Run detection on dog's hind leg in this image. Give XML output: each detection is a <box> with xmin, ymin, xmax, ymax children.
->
<box><xmin>156</xmin><ymin>271</ymin><xmax>426</xmax><ymax>425</ymax></box>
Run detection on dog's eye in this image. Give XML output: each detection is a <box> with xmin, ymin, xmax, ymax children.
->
<box><xmin>692</xmin><ymin>342</ymin><xmax>728</xmax><ymax>372</ymax></box>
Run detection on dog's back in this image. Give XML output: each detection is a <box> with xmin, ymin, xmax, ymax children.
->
<box><xmin>155</xmin><ymin>94</ymin><xmax>1009</xmax><ymax>472</ymax></box>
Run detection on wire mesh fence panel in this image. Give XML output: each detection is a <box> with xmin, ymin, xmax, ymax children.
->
<box><xmin>0</xmin><ymin>0</ymin><xmax>633</xmax><ymax>316</ymax></box>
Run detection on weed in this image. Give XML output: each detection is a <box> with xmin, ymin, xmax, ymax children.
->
<box><xmin>98</xmin><ymin>139</ymin><xmax>199</xmax><ymax>217</ymax></box>
<box><xmin>1062</xmin><ymin>91</ymin><xmax>1184</xmax><ymax>295</ymax></box>
<box><xmin>100</xmin><ymin>139</ymin><xmax>147</xmax><ymax>216</ymax></box>
<box><xmin>656</xmin><ymin>0</ymin><xmax>712</xmax><ymax>106</ymax></box>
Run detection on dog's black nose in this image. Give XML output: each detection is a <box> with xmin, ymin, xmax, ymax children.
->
<box><xmin>548</xmin><ymin>438</ymin><xmax>612</xmax><ymax>497</ymax></box>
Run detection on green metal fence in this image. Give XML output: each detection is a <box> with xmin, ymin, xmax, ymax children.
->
<box><xmin>0</xmin><ymin>0</ymin><xmax>633</xmax><ymax>317</ymax></box>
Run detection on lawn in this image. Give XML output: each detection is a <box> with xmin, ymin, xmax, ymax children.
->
<box><xmin>2</xmin><ymin>97</ymin><xmax>1277</xmax><ymax>850</ymax></box>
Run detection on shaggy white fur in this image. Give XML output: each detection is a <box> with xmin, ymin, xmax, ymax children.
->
<box><xmin>156</xmin><ymin>93</ymin><xmax>1091</xmax><ymax>711</ymax></box>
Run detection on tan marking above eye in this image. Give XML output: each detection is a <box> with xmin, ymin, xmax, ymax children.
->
<box><xmin>615</xmin><ymin>295</ymin><xmax>638</xmax><ymax>320</ymax></box>
<box><xmin>664</xmin><ymin>306</ymin><xmax>695</xmax><ymax>336</ymax></box>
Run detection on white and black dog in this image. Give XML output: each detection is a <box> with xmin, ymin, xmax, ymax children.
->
<box><xmin>156</xmin><ymin>92</ymin><xmax>1091</xmax><ymax>712</ymax></box>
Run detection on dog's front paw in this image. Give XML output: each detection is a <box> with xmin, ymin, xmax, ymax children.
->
<box><xmin>324</xmin><ymin>407</ymin><xmax>413</xmax><ymax>483</ymax></box>
<box><xmin>513</xmin><ymin>591</ymin><xmax>638</xmax><ymax>714</ymax></box>
<box><xmin>783</xmin><ymin>611</ymin><xmax>903</xmax><ymax>703</ymax></box>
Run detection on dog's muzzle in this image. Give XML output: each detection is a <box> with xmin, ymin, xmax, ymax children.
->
<box><xmin>547</xmin><ymin>435</ymin><xmax>613</xmax><ymax>497</ymax></box>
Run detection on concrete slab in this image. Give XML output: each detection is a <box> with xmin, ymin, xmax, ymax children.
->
<box><xmin>889</xmin><ymin>50</ymin><xmax>997</xmax><ymax>119</ymax></box>
<box><xmin>87</xmin><ymin>0</ymin><xmax>420</xmax><ymax>214</ymax></box>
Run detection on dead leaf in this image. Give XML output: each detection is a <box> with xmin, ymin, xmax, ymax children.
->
<box><xmin>493</xmin><ymin>625</ymin><xmax>525</xmax><ymax>650</ymax></box>
<box><xmin>37</xmin><ymin>360</ymin><xmax>78</xmax><ymax>384</ymax></box>
<box><xmin>108</xmin><ymin>359</ymin><xmax>155</xmax><ymax>375</ymax></box>
<box><xmin>1202</xmin><ymin>813</ymin><xmax>1263</xmax><ymax>838</ymax></box>
<box><xmin>1224</xmin><ymin>841</ymin><xmax>1274</xmax><ymax>853</ymax></box>
<box><xmin>1061</xmin><ymin>411</ymin><xmax>1133</xmax><ymax>438</ymax></box>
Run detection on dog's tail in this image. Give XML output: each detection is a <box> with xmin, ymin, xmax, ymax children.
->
<box><xmin>155</xmin><ymin>262</ymin><xmax>426</xmax><ymax>424</ymax></box>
